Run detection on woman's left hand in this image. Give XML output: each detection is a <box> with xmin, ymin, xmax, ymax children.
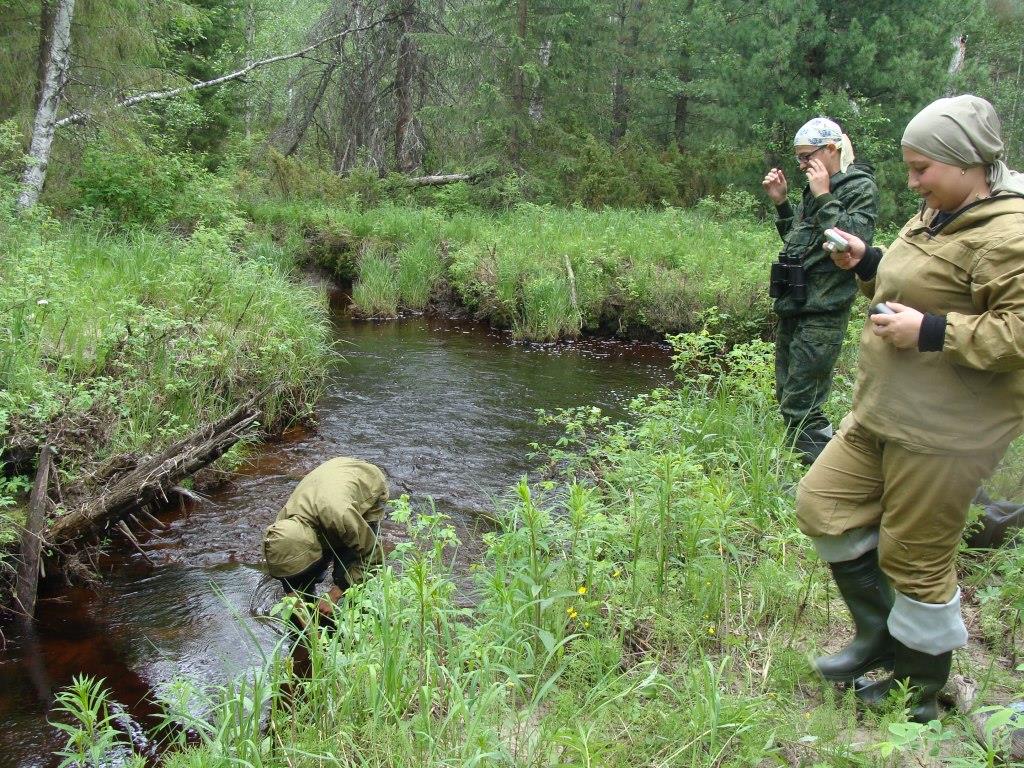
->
<box><xmin>870</xmin><ymin>302</ymin><xmax>923</xmax><ymax>349</ymax></box>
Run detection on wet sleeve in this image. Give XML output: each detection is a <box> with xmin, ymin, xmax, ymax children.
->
<box><xmin>775</xmin><ymin>201</ymin><xmax>794</xmax><ymax>240</ymax></box>
<box><xmin>943</xmin><ymin>234</ymin><xmax>1024</xmax><ymax>371</ymax></box>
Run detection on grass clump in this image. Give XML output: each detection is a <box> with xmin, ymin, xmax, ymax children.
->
<box><xmin>351</xmin><ymin>247</ymin><xmax>401</xmax><ymax>318</ymax></box>
<box><xmin>250</xmin><ymin>201</ymin><xmax>777</xmax><ymax>343</ymax></box>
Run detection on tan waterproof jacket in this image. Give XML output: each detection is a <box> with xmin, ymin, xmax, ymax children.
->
<box><xmin>264</xmin><ymin>457</ymin><xmax>388</xmax><ymax>579</ymax></box>
<box><xmin>852</xmin><ymin>194</ymin><xmax>1024</xmax><ymax>453</ymax></box>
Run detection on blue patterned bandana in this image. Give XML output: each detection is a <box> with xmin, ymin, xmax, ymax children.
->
<box><xmin>794</xmin><ymin>117</ymin><xmax>843</xmax><ymax>147</ymax></box>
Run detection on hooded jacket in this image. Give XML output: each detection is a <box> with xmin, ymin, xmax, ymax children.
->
<box><xmin>774</xmin><ymin>163</ymin><xmax>879</xmax><ymax>318</ymax></box>
<box><xmin>263</xmin><ymin>457</ymin><xmax>388</xmax><ymax>580</ymax></box>
<box><xmin>852</xmin><ymin>194</ymin><xmax>1024</xmax><ymax>452</ymax></box>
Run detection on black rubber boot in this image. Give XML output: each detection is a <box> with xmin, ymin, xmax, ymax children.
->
<box><xmin>814</xmin><ymin>549</ymin><xmax>895</xmax><ymax>682</ymax></box>
<box><xmin>855</xmin><ymin>640</ymin><xmax>952</xmax><ymax>723</ymax></box>
<box><xmin>794</xmin><ymin>424</ymin><xmax>834</xmax><ymax>465</ymax></box>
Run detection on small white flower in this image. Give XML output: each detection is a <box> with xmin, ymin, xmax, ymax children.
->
<box><xmin>36</xmin><ymin>299</ymin><xmax>49</xmax><ymax>306</ymax></box>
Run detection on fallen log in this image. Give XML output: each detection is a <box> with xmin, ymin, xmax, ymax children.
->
<box><xmin>407</xmin><ymin>173</ymin><xmax>474</xmax><ymax>187</ymax></box>
<box><xmin>47</xmin><ymin>395</ymin><xmax>262</xmax><ymax>546</ymax></box>
<box><xmin>14</xmin><ymin>444</ymin><xmax>52</xmax><ymax>619</ymax></box>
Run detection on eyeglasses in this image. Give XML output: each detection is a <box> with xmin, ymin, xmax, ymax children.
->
<box><xmin>795</xmin><ymin>145</ymin><xmax>829</xmax><ymax>164</ymax></box>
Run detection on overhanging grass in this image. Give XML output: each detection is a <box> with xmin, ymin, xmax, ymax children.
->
<box><xmin>248</xmin><ymin>201</ymin><xmax>778</xmax><ymax>342</ymax></box>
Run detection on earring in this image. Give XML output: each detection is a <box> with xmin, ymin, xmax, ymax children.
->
<box><xmin>961</xmin><ymin>169</ymin><xmax>967</xmax><ymax>175</ymax></box>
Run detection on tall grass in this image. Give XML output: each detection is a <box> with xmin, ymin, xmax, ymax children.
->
<box><xmin>0</xmin><ymin>206</ymin><xmax>330</xmax><ymax>479</ymax></box>
<box><xmin>57</xmin><ymin>332</ymin><xmax>1024</xmax><ymax>766</ymax></box>
<box><xmin>249</xmin><ymin>201</ymin><xmax>777</xmax><ymax>342</ymax></box>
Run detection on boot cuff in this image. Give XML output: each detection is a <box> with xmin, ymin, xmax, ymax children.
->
<box><xmin>811</xmin><ymin>526</ymin><xmax>879</xmax><ymax>563</ymax></box>
<box><xmin>888</xmin><ymin>588</ymin><xmax>968</xmax><ymax>654</ymax></box>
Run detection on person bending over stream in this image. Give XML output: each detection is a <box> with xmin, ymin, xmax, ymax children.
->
<box><xmin>262</xmin><ymin>456</ymin><xmax>388</xmax><ymax>626</ymax></box>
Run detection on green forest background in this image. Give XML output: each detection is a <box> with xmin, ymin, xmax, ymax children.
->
<box><xmin>3</xmin><ymin>0</ymin><xmax>1023</xmax><ymax>225</ymax></box>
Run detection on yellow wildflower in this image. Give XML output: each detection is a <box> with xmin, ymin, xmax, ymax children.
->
<box><xmin>577</xmin><ymin>585</ymin><xmax>587</xmax><ymax>595</ymax></box>
<box><xmin>612</xmin><ymin>570</ymin><xmax>621</xmax><ymax>579</ymax></box>
<box><xmin>708</xmin><ymin>626</ymin><xmax>716</xmax><ymax>635</ymax></box>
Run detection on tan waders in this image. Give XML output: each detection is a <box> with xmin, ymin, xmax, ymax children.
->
<box><xmin>796</xmin><ymin>418</ymin><xmax>999</xmax><ymax>721</ymax></box>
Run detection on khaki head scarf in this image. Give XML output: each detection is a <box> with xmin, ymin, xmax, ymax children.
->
<box><xmin>902</xmin><ymin>94</ymin><xmax>1024</xmax><ymax>196</ymax></box>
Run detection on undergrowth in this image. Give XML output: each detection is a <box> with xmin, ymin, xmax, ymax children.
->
<box><xmin>0</xmin><ymin>196</ymin><xmax>330</xmax><ymax>585</ymax></box>
<box><xmin>50</xmin><ymin>331</ymin><xmax>1024</xmax><ymax>767</ymax></box>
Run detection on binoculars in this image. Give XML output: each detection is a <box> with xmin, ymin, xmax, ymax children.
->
<box><xmin>769</xmin><ymin>254</ymin><xmax>807</xmax><ymax>302</ymax></box>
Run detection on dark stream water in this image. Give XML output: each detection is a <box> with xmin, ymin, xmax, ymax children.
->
<box><xmin>0</xmin><ymin>308</ymin><xmax>672</xmax><ymax>767</ymax></box>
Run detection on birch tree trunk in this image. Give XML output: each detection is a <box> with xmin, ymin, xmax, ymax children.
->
<box><xmin>528</xmin><ymin>40</ymin><xmax>551</xmax><ymax>123</ymax></box>
<box><xmin>244</xmin><ymin>0</ymin><xmax>257</xmax><ymax>138</ymax></box>
<box><xmin>17</xmin><ymin>0</ymin><xmax>76</xmax><ymax>212</ymax></box>
<box><xmin>944</xmin><ymin>33</ymin><xmax>967</xmax><ymax>96</ymax></box>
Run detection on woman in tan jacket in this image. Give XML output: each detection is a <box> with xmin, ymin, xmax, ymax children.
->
<box><xmin>796</xmin><ymin>94</ymin><xmax>1024</xmax><ymax>722</ymax></box>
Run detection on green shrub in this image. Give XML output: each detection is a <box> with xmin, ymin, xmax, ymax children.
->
<box><xmin>73</xmin><ymin>142</ymin><xmax>242</xmax><ymax>232</ymax></box>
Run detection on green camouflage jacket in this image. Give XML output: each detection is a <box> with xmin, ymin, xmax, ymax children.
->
<box><xmin>773</xmin><ymin>162</ymin><xmax>879</xmax><ymax>318</ymax></box>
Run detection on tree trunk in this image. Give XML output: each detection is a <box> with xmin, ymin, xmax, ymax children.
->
<box><xmin>394</xmin><ymin>0</ymin><xmax>418</xmax><ymax>172</ymax></box>
<box><xmin>610</xmin><ymin>0</ymin><xmax>644</xmax><ymax>146</ymax></box>
<box><xmin>944</xmin><ymin>33</ymin><xmax>967</xmax><ymax>96</ymax></box>
<box><xmin>673</xmin><ymin>90</ymin><xmax>689</xmax><ymax>146</ymax></box>
<box><xmin>17</xmin><ymin>0</ymin><xmax>75</xmax><ymax>212</ymax></box>
<box><xmin>34</xmin><ymin>0</ymin><xmax>54</xmax><ymax>110</ymax></box>
<box><xmin>509</xmin><ymin>0</ymin><xmax>529</xmax><ymax>163</ymax></box>
<box><xmin>282</xmin><ymin>64</ymin><xmax>337</xmax><ymax>156</ymax></box>
<box><xmin>14</xmin><ymin>445</ymin><xmax>52</xmax><ymax>620</ymax></box>
<box><xmin>244</xmin><ymin>0</ymin><xmax>257</xmax><ymax>138</ymax></box>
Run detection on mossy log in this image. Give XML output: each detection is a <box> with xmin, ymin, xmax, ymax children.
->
<box><xmin>13</xmin><ymin>444</ymin><xmax>53</xmax><ymax>619</ymax></box>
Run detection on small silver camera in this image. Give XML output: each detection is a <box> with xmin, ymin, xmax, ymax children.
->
<box><xmin>823</xmin><ymin>228</ymin><xmax>849</xmax><ymax>252</ymax></box>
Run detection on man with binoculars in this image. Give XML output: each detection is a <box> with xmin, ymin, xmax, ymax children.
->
<box><xmin>762</xmin><ymin>117</ymin><xmax>879</xmax><ymax>464</ymax></box>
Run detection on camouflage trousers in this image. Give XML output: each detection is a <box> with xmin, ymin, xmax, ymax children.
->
<box><xmin>775</xmin><ymin>312</ymin><xmax>849</xmax><ymax>434</ymax></box>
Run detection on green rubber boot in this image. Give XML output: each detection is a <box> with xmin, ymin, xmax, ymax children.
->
<box><xmin>794</xmin><ymin>424</ymin><xmax>834</xmax><ymax>465</ymax></box>
<box><xmin>814</xmin><ymin>549</ymin><xmax>895</xmax><ymax>682</ymax></box>
<box><xmin>855</xmin><ymin>640</ymin><xmax>952</xmax><ymax>723</ymax></box>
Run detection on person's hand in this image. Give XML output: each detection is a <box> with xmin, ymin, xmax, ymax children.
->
<box><xmin>824</xmin><ymin>227</ymin><xmax>867</xmax><ymax>270</ymax></box>
<box><xmin>870</xmin><ymin>302</ymin><xmax>923</xmax><ymax>349</ymax></box>
<box><xmin>762</xmin><ymin>167</ymin><xmax>789</xmax><ymax>205</ymax></box>
<box><xmin>805</xmin><ymin>158</ymin><xmax>831</xmax><ymax>197</ymax></box>
<box><xmin>316</xmin><ymin>584</ymin><xmax>346</xmax><ymax>617</ymax></box>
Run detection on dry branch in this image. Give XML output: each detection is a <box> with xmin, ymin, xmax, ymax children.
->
<box><xmin>53</xmin><ymin>18</ymin><xmax>388</xmax><ymax>129</ymax></box>
<box><xmin>950</xmin><ymin>673</ymin><xmax>1024</xmax><ymax>760</ymax></box>
<box><xmin>47</xmin><ymin>395</ymin><xmax>262</xmax><ymax>545</ymax></box>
